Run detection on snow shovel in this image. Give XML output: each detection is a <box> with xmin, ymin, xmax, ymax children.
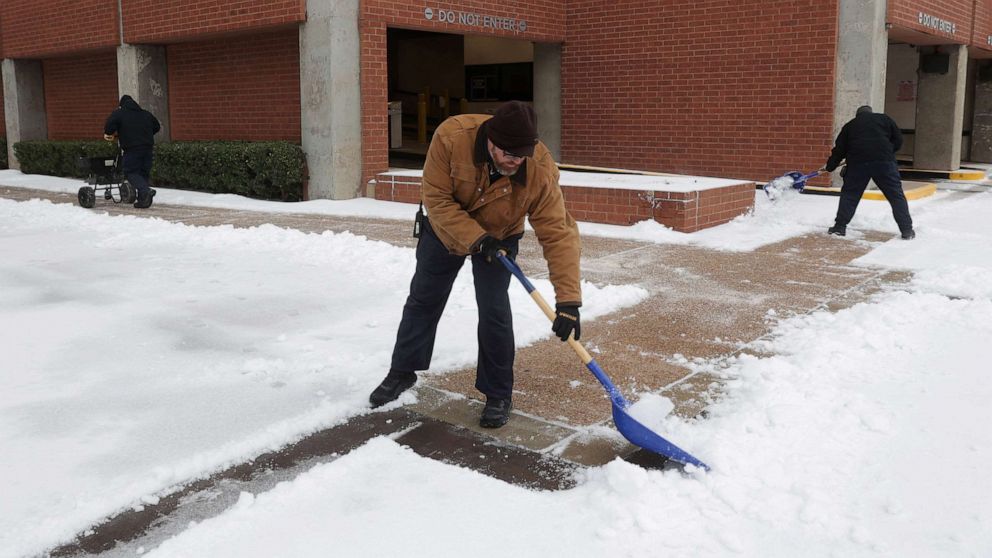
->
<box><xmin>496</xmin><ymin>253</ymin><xmax>710</xmax><ymax>471</ymax></box>
<box><xmin>763</xmin><ymin>169</ymin><xmax>826</xmax><ymax>200</ymax></box>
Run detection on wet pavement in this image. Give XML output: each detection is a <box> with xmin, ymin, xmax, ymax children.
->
<box><xmin>1</xmin><ymin>184</ymin><xmax>943</xmax><ymax>555</ymax></box>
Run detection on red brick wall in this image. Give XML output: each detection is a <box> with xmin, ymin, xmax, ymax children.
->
<box><xmin>167</xmin><ymin>30</ymin><xmax>301</xmax><ymax>142</ymax></box>
<box><xmin>373</xmin><ymin>171</ymin><xmax>754</xmax><ymax>231</ymax></box>
<box><xmin>0</xmin><ymin>0</ymin><xmax>119</xmax><ymax>58</ymax></box>
<box><xmin>43</xmin><ymin>53</ymin><xmax>119</xmax><ymax>140</ymax></box>
<box><xmin>122</xmin><ymin>0</ymin><xmax>305</xmax><ymax>43</ymax></box>
<box><xmin>972</xmin><ymin>0</ymin><xmax>992</xmax><ymax>52</ymax></box>
<box><xmin>360</xmin><ymin>1</ymin><xmax>567</xmax><ymax>183</ymax></box>
<box><xmin>562</xmin><ymin>0</ymin><xmax>838</xmax><ymax>184</ymax></box>
<box><xmin>888</xmin><ymin>0</ymin><xmax>973</xmax><ymax>43</ymax></box>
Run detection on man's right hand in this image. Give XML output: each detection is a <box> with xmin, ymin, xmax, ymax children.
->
<box><xmin>477</xmin><ymin>235</ymin><xmax>502</xmax><ymax>263</ymax></box>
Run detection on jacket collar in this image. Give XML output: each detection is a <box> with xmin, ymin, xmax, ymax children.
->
<box><xmin>475</xmin><ymin>120</ymin><xmax>528</xmax><ymax>186</ymax></box>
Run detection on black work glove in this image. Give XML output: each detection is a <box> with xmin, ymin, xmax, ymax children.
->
<box><xmin>477</xmin><ymin>235</ymin><xmax>517</xmax><ymax>263</ymax></box>
<box><xmin>552</xmin><ymin>304</ymin><xmax>580</xmax><ymax>341</ymax></box>
<box><xmin>477</xmin><ymin>235</ymin><xmax>502</xmax><ymax>263</ymax></box>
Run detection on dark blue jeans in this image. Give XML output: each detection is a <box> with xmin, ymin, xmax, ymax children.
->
<box><xmin>390</xmin><ymin>220</ymin><xmax>519</xmax><ymax>399</ymax></box>
<box><xmin>122</xmin><ymin>147</ymin><xmax>154</xmax><ymax>198</ymax></box>
<box><xmin>835</xmin><ymin>161</ymin><xmax>913</xmax><ymax>232</ymax></box>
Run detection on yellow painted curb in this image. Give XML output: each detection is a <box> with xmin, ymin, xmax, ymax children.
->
<box><xmin>863</xmin><ymin>182</ymin><xmax>937</xmax><ymax>201</ymax></box>
<box><xmin>802</xmin><ymin>182</ymin><xmax>937</xmax><ymax>201</ymax></box>
<box><xmin>950</xmin><ymin>170</ymin><xmax>985</xmax><ymax>180</ymax></box>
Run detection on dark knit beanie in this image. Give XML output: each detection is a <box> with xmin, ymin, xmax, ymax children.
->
<box><xmin>486</xmin><ymin>101</ymin><xmax>539</xmax><ymax>157</ymax></box>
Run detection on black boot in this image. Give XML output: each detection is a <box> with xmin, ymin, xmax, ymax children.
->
<box><xmin>369</xmin><ymin>369</ymin><xmax>417</xmax><ymax>408</ymax></box>
<box><xmin>828</xmin><ymin>225</ymin><xmax>846</xmax><ymax>236</ymax></box>
<box><xmin>901</xmin><ymin>228</ymin><xmax>915</xmax><ymax>240</ymax></box>
<box><xmin>134</xmin><ymin>188</ymin><xmax>156</xmax><ymax>209</ymax></box>
<box><xmin>479</xmin><ymin>397</ymin><xmax>512</xmax><ymax>428</ymax></box>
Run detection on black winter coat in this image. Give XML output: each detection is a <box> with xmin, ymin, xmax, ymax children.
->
<box><xmin>825</xmin><ymin>111</ymin><xmax>903</xmax><ymax>171</ymax></box>
<box><xmin>104</xmin><ymin>95</ymin><xmax>161</xmax><ymax>151</ymax></box>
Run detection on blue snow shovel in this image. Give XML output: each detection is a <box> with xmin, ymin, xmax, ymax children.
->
<box><xmin>763</xmin><ymin>169</ymin><xmax>826</xmax><ymax>199</ymax></box>
<box><xmin>496</xmin><ymin>253</ymin><xmax>710</xmax><ymax>471</ymax></box>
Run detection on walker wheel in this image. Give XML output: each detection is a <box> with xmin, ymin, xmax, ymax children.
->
<box><xmin>78</xmin><ymin>187</ymin><xmax>96</xmax><ymax>208</ymax></box>
<box><xmin>120</xmin><ymin>181</ymin><xmax>136</xmax><ymax>204</ymax></box>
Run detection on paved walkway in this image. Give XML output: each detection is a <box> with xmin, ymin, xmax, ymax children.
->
<box><xmin>2</xmin><ymin>184</ymin><xmax>933</xmax><ymax>555</ymax></box>
<box><xmin>1</xmin><ymin>185</ymin><xmax>912</xmax><ymax>462</ymax></box>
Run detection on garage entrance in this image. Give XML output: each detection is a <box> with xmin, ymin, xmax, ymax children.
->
<box><xmin>386</xmin><ymin>28</ymin><xmax>534</xmax><ymax>168</ymax></box>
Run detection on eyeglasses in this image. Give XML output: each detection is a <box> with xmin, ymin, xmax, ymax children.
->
<box><xmin>495</xmin><ymin>145</ymin><xmax>525</xmax><ymax>162</ymax></box>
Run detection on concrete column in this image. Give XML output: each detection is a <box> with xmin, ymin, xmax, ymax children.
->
<box><xmin>971</xmin><ymin>62</ymin><xmax>992</xmax><ymax>163</ymax></box>
<box><xmin>915</xmin><ymin>45</ymin><xmax>968</xmax><ymax>169</ymax></box>
<box><xmin>117</xmin><ymin>44</ymin><xmax>170</xmax><ymax>142</ymax></box>
<box><xmin>533</xmin><ymin>42</ymin><xmax>561</xmax><ymax>161</ymax></box>
<box><xmin>833</xmin><ymin>0</ymin><xmax>887</xmax><ymax>185</ymax></box>
<box><xmin>299</xmin><ymin>0</ymin><xmax>363</xmax><ymax>200</ymax></box>
<box><xmin>2</xmin><ymin>59</ymin><xmax>48</xmax><ymax>170</ymax></box>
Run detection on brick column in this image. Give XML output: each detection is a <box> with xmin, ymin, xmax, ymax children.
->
<box><xmin>117</xmin><ymin>44</ymin><xmax>170</xmax><ymax>142</ymax></box>
<box><xmin>534</xmin><ymin>42</ymin><xmax>561</xmax><ymax>161</ymax></box>
<box><xmin>300</xmin><ymin>0</ymin><xmax>363</xmax><ymax>200</ymax></box>
<box><xmin>2</xmin><ymin>59</ymin><xmax>48</xmax><ymax>170</ymax></box>
<box><xmin>832</xmin><ymin>0</ymin><xmax>887</xmax><ymax>185</ymax></box>
<box><xmin>915</xmin><ymin>45</ymin><xmax>968</xmax><ymax>170</ymax></box>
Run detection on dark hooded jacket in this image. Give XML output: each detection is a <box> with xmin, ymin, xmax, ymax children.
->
<box><xmin>104</xmin><ymin>95</ymin><xmax>161</xmax><ymax>151</ymax></box>
<box><xmin>825</xmin><ymin>110</ymin><xmax>903</xmax><ymax>171</ymax></box>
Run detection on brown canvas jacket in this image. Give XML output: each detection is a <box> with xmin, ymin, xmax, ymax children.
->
<box><xmin>422</xmin><ymin>114</ymin><xmax>581</xmax><ymax>306</ymax></box>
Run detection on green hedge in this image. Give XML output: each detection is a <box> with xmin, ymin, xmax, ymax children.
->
<box><xmin>13</xmin><ymin>141</ymin><xmax>117</xmax><ymax>178</ymax></box>
<box><xmin>12</xmin><ymin>140</ymin><xmax>305</xmax><ymax>201</ymax></box>
<box><xmin>154</xmin><ymin>141</ymin><xmax>305</xmax><ymax>201</ymax></box>
<box><xmin>0</xmin><ymin>138</ymin><xmax>7</xmax><ymax>169</ymax></box>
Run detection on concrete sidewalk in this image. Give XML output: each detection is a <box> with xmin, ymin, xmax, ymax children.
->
<box><xmin>1</xmin><ymin>184</ymin><xmax>913</xmax><ymax>463</ymax></box>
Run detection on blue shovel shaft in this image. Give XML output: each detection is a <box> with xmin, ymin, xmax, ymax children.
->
<box><xmin>495</xmin><ymin>253</ymin><xmax>710</xmax><ymax>471</ymax></box>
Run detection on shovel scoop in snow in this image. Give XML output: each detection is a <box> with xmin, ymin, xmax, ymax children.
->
<box><xmin>496</xmin><ymin>253</ymin><xmax>710</xmax><ymax>471</ymax></box>
<box><xmin>763</xmin><ymin>169</ymin><xmax>825</xmax><ymax>201</ymax></box>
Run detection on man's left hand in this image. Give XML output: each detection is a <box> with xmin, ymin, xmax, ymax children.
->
<box><xmin>552</xmin><ymin>304</ymin><xmax>580</xmax><ymax>341</ymax></box>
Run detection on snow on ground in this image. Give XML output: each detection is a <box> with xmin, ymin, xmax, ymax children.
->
<box><xmin>2</xmin><ymin>172</ymin><xmax>991</xmax><ymax>557</ymax></box>
<box><xmin>0</xmin><ymin>194</ymin><xmax>645</xmax><ymax>556</ymax></box>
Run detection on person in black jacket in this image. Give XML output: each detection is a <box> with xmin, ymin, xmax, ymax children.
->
<box><xmin>824</xmin><ymin>105</ymin><xmax>914</xmax><ymax>239</ymax></box>
<box><xmin>104</xmin><ymin>95</ymin><xmax>161</xmax><ymax>209</ymax></box>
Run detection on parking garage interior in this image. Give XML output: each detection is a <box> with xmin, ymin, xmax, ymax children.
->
<box><xmin>386</xmin><ymin>28</ymin><xmax>534</xmax><ymax>168</ymax></box>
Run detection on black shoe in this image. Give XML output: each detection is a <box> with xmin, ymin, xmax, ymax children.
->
<box><xmin>479</xmin><ymin>397</ymin><xmax>512</xmax><ymax>428</ymax></box>
<box><xmin>369</xmin><ymin>369</ymin><xmax>416</xmax><ymax>408</ymax></box>
<box><xmin>901</xmin><ymin>228</ymin><xmax>915</xmax><ymax>240</ymax></box>
<box><xmin>828</xmin><ymin>225</ymin><xmax>846</xmax><ymax>236</ymax></box>
<box><xmin>133</xmin><ymin>188</ymin><xmax>156</xmax><ymax>209</ymax></box>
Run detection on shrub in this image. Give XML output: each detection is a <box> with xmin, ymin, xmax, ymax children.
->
<box><xmin>153</xmin><ymin>141</ymin><xmax>305</xmax><ymax>201</ymax></box>
<box><xmin>13</xmin><ymin>140</ymin><xmax>116</xmax><ymax>178</ymax></box>
<box><xmin>12</xmin><ymin>140</ymin><xmax>305</xmax><ymax>201</ymax></box>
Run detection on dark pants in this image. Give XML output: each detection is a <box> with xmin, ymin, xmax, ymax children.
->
<box><xmin>122</xmin><ymin>147</ymin><xmax>154</xmax><ymax>198</ymax></box>
<box><xmin>390</xmin><ymin>220</ymin><xmax>519</xmax><ymax>400</ymax></box>
<box><xmin>834</xmin><ymin>161</ymin><xmax>913</xmax><ymax>232</ymax></box>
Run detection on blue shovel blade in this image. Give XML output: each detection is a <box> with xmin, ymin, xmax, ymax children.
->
<box><xmin>612</xmin><ymin>402</ymin><xmax>710</xmax><ymax>471</ymax></box>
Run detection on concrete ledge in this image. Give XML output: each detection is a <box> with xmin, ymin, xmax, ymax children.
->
<box><xmin>802</xmin><ymin>180</ymin><xmax>937</xmax><ymax>201</ymax></box>
<box><xmin>372</xmin><ymin>168</ymin><xmax>755</xmax><ymax>233</ymax></box>
<box><xmin>899</xmin><ymin>167</ymin><xmax>984</xmax><ymax>181</ymax></box>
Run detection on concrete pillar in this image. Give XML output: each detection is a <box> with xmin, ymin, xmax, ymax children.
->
<box><xmin>117</xmin><ymin>44</ymin><xmax>170</xmax><ymax>142</ymax></box>
<box><xmin>2</xmin><ymin>59</ymin><xmax>48</xmax><ymax>170</ymax></box>
<box><xmin>970</xmin><ymin>61</ymin><xmax>992</xmax><ymax>163</ymax></box>
<box><xmin>299</xmin><ymin>0</ymin><xmax>363</xmax><ymax>200</ymax></box>
<box><xmin>832</xmin><ymin>0</ymin><xmax>887</xmax><ymax>185</ymax></box>
<box><xmin>915</xmin><ymin>45</ymin><xmax>968</xmax><ymax>169</ymax></box>
<box><xmin>533</xmin><ymin>42</ymin><xmax>561</xmax><ymax>161</ymax></box>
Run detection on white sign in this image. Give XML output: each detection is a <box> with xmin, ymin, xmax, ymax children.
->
<box><xmin>424</xmin><ymin>6</ymin><xmax>527</xmax><ymax>33</ymax></box>
<box><xmin>918</xmin><ymin>11</ymin><xmax>956</xmax><ymax>34</ymax></box>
